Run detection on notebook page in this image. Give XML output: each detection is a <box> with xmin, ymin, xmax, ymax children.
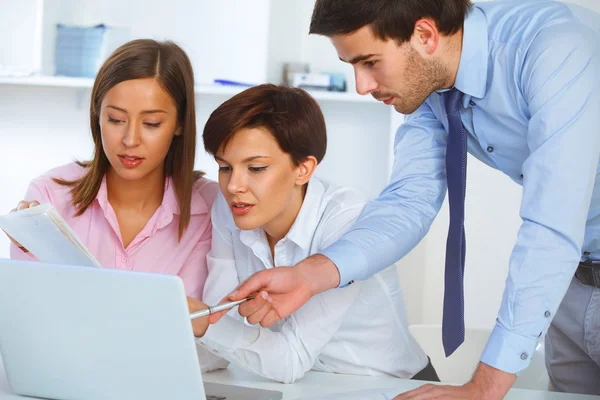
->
<box><xmin>0</xmin><ymin>203</ymin><xmax>101</xmax><ymax>268</ymax></box>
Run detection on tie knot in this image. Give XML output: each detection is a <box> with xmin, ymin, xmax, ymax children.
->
<box><xmin>445</xmin><ymin>89</ymin><xmax>463</xmax><ymax>116</ymax></box>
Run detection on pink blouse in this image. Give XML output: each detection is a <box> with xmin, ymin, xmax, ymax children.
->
<box><xmin>10</xmin><ymin>162</ymin><xmax>218</xmax><ymax>300</ymax></box>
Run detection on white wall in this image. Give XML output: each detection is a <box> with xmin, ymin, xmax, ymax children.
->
<box><xmin>0</xmin><ymin>86</ymin><xmax>92</xmax><ymax>257</ymax></box>
<box><xmin>67</xmin><ymin>0</ymin><xmax>272</xmax><ymax>85</ymax></box>
<box><xmin>0</xmin><ymin>0</ymin><xmax>43</xmax><ymax>72</ymax></box>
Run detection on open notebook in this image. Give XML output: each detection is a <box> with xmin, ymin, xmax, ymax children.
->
<box><xmin>0</xmin><ymin>203</ymin><xmax>101</xmax><ymax>268</ymax></box>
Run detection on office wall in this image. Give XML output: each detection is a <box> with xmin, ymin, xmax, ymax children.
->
<box><xmin>0</xmin><ymin>0</ymin><xmax>43</xmax><ymax>72</ymax></box>
<box><xmin>65</xmin><ymin>0</ymin><xmax>271</xmax><ymax>85</ymax></box>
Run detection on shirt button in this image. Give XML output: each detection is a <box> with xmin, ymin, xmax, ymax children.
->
<box><xmin>544</xmin><ymin>311</ymin><xmax>551</xmax><ymax>318</ymax></box>
<box><xmin>469</xmin><ymin>100</ymin><xmax>476</xmax><ymax>107</ymax></box>
<box><xmin>347</xmin><ymin>280</ymin><xmax>354</xmax><ymax>285</ymax></box>
<box><xmin>520</xmin><ymin>174</ymin><xmax>524</xmax><ymax>179</ymax></box>
<box><xmin>520</xmin><ymin>353</ymin><xmax>528</xmax><ymax>360</ymax></box>
<box><xmin>487</xmin><ymin>146</ymin><xmax>494</xmax><ymax>153</ymax></box>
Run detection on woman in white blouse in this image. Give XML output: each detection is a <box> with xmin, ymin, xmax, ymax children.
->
<box><xmin>189</xmin><ymin>84</ymin><xmax>438</xmax><ymax>384</ymax></box>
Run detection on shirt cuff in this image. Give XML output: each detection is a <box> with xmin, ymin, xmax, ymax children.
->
<box><xmin>321</xmin><ymin>239</ymin><xmax>369</xmax><ymax>288</ymax></box>
<box><xmin>197</xmin><ymin>314</ymin><xmax>257</xmax><ymax>357</ymax></box>
<box><xmin>480</xmin><ymin>323</ymin><xmax>540</xmax><ymax>374</ymax></box>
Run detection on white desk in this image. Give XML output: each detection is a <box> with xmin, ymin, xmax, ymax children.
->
<box><xmin>1</xmin><ymin>357</ymin><xmax>598</xmax><ymax>400</ymax></box>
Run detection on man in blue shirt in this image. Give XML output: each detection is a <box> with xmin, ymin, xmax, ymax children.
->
<box><xmin>212</xmin><ymin>0</ymin><xmax>600</xmax><ymax>397</ymax></box>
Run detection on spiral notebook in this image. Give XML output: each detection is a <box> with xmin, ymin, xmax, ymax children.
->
<box><xmin>0</xmin><ymin>203</ymin><xmax>101</xmax><ymax>268</ymax></box>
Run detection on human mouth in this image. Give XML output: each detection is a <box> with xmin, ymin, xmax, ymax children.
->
<box><xmin>118</xmin><ymin>154</ymin><xmax>144</xmax><ymax>168</ymax></box>
<box><xmin>231</xmin><ymin>202</ymin><xmax>254</xmax><ymax>216</ymax></box>
<box><xmin>372</xmin><ymin>93</ymin><xmax>396</xmax><ymax>105</ymax></box>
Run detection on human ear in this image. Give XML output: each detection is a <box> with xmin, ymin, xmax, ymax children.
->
<box><xmin>295</xmin><ymin>156</ymin><xmax>318</xmax><ymax>186</ymax></box>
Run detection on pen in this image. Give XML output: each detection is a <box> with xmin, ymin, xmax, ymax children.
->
<box><xmin>189</xmin><ymin>296</ymin><xmax>255</xmax><ymax>320</ymax></box>
<box><xmin>213</xmin><ymin>79</ymin><xmax>256</xmax><ymax>87</ymax></box>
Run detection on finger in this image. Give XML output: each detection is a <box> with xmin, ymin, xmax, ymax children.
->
<box><xmin>29</xmin><ymin>200</ymin><xmax>40</xmax><ymax>207</ymax></box>
<box><xmin>246</xmin><ymin>298</ymin><xmax>273</xmax><ymax>325</ymax></box>
<box><xmin>191</xmin><ymin>316</ymin><xmax>209</xmax><ymax>337</ymax></box>
<box><xmin>393</xmin><ymin>384</ymin><xmax>437</xmax><ymax>400</ymax></box>
<box><xmin>238</xmin><ymin>291</ymin><xmax>270</xmax><ymax>318</ymax></box>
<box><xmin>16</xmin><ymin>201</ymin><xmax>30</xmax><ymax>211</ymax></box>
<box><xmin>207</xmin><ymin>308</ymin><xmax>230</xmax><ymax>324</ymax></box>
<box><xmin>3</xmin><ymin>231</ymin><xmax>23</xmax><ymax>248</ymax></box>
<box><xmin>208</xmin><ymin>291</ymin><xmax>269</xmax><ymax>324</ymax></box>
<box><xmin>186</xmin><ymin>296</ymin><xmax>202</xmax><ymax>312</ymax></box>
<box><xmin>229</xmin><ymin>270</ymin><xmax>272</xmax><ymax>300</ymax></box>
<box><xmin>208</xmin><ymin>310</ymin><xmax>224</xmax><ymax>324</ymax></box>
<box><xmin>407</xmin><ymin>387</ymin><xmax>447</xmax><ymax>400</ymax></box>
<box><xmin>259</xmin><ymin>307</ymin><xmax>283</xmax><ymax>328</ymax></box>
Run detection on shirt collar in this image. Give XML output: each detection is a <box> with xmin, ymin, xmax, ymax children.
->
<box><xmin>453</xmin><ymin>5</ymin><xmax>489</xmax><ymax>100</ymax></box>
<box><xmin>285</xmin><ymin>178</ymin><xmax>326</xmax><ymax>250</ymax></box>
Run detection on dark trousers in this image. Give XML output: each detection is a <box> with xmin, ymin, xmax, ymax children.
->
<box><xmin>411</xmin><ymin>357</ymin><xmax>440</xmax><ymax>382</ymax></box>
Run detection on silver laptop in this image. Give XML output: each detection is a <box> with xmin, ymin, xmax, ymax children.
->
<box><xmin>0</xmin><ymin>259</ymin><xmax>282</xmax><ymax>400</ymax></box>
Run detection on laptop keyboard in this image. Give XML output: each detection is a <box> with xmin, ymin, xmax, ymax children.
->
<box><xmin>206</xmin><ymin>396</ymin><xmax>226</xmax><ymax>400</ymax></box>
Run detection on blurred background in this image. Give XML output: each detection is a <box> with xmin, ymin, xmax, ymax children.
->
<box><xmin>0</xmin><ymin>0</ymin><xmax>598</xmax><ymax>368</ymax></box>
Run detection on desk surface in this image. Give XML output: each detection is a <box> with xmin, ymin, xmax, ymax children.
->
<box><xmin>1</xmin><ymin>357</ymin><xmax>598</xmax><ymax>400</ymax></box>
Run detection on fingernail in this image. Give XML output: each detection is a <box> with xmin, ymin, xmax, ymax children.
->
<box><xmin>229</xmin><ymin>289</ymin><xmax>238</xmax><ymax>298</ymax></box>
<box><xmin>261</xmin><ymin>291</ymin><xmax>268</xmax><ymax>300</ymax></box>
<box><xmin>267</xmin><ymin>296</ymin><xmax>273</xmax><ymax>303</ymax></box>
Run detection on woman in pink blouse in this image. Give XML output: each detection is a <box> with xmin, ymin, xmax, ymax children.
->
<box><xmin>6</xmin><ymin>39</ymin><xmax>217</xmax><ymax>301</ymax></box>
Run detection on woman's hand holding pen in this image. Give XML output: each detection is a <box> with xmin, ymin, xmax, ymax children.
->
<box><xmin>187</xmin><ymin>296</ymin><xmax>210</xmax><ymax>337</ymax></box>
<box><xmin>3</xmin><ymin>200</ymin><xmax>41</xmax><ymax>253</ymax></box>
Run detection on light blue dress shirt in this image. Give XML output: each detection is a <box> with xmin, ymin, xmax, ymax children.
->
<box><xmin>322</xmin><ymin>0</ymin><xmax>600</xmax><ymax>374</ymax></box>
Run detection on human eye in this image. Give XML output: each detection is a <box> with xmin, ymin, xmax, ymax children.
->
<box><xmin>249</xmin><ymin>166</ymin><xmax>268</xmax><ymax>173</ymax></box>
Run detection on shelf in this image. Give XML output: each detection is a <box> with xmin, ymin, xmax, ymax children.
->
<box><xmin>0</xmin><ymin>76</ymin><xmax>380</xmax><ymax>104</ymax></box>
<box><xmin>0</xmin><ymin>75</ymin><xmax>94</xmax><ymax>88</ymax></box>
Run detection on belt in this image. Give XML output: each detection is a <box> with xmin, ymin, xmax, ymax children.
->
<box><xmin>575</xmin><ymin>260</ymin><xmax>600</xmax><ymax>288</ymax></box>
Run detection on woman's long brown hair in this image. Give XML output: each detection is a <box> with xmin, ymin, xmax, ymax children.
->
<box><xmin>55</xmin><ymin>39</ymin><xmax>201</xmax><ymax>240</ymax></box>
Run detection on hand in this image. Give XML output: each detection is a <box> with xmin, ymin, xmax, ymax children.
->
<box><xmin>3</xmin><ymin>200</ymin><xmax>41</xmax><ymax>252</ymax></box>
<box><xmin>187</xmin><ymin>296</ymin><xmax>210</xmax><ymax>338</ymax></box>
<box><xmin>208</xmin><ymin>254</ymin><xmax>340</xmax><ymax>327</ymax></box>
<box><xmin>393</xmin><ymin>382</ymin><xmax>482</xmax><ymax>400</ymax></box>
<box><xmin>393</xmin><ymin>363</ymin><xmax>516</xmax><ymax>400</ymax></box>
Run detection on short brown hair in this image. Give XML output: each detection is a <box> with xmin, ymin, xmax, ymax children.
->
<box><xmin>309</xmin><ymin>0</ymin><xmax>472</xmax><ymax>43</ymax></box>
<box><xmin>203</xmin><ymin>84</ymin><xmax>327</xmax><ymax>165</ymax></box>
<box><xmin>55</xmin><ymin>39</ymin><xmax>199</xmax><ymax>239</ymax></box>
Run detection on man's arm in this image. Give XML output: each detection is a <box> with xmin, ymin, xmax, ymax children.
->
<box><xmin>322</xmin><ymin>102</ymin><xmax>448</xmax><ymax>286</ymax></box>
<box><xmin>480</xmin><ymin>22</ymin><xmax>600</xmax><ymax>375</ymax></box>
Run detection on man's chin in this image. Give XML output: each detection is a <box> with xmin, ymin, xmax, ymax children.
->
<box><xmin>393</xmin><ymin>103</ymin><xmax>420</xmax><ymax>115</ymax></box>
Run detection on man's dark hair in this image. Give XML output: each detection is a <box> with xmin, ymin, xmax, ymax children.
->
<box><xmin>309</xmin><ymin>0</ymin><xmax>472</xmax><ymax>43</ymax></box>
